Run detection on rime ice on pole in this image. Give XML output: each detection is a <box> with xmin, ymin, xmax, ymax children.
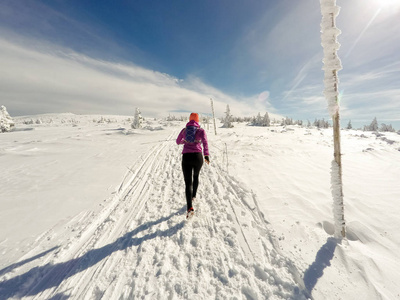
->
<box><xmin>320</xmin><ymin>0</ymin><xmax>346</xmax><ymax>238</ymax></box>
<box><xmin>320</xmin><ymin>0</ymin><xmax>342</xmax><ymax>117</ymax></box>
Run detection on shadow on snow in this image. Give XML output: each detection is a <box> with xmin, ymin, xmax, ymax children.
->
<box><xmin>303</xmin><ymin>237</ymin><xmax>338</xmax><ymax>295</ymax></box>
<box><xmin>1</xmin><ymin>208</ymin><xmax>339</xmax><ymax>299</ymax></box>
<box><xmin>0</xmin><ymin>209</ymin><xmax>185</xmax><ymax>299</ymax></box>
<box><xmin>0</xmin><ymin>246</ymin><xmax>60</xmax><ymax>277</ymax></box>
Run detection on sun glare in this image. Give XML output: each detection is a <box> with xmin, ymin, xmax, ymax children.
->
<box><xmin>373</xmin><ymin>0</ymin><xmax>400</xmax><ymax>9</ymax></box>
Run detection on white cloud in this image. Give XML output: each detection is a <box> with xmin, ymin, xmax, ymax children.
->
<box><xmin>0</xmin><ymin>36</ymin><xmax>275</xmax><ymax>118</ymax></box>
<box><xmin>281</xmin><ymin>55</ymin><xmax>322</xmax><ymax>101</ymax></box>
<box><xmin>340</xmin><ymin>89</ymin><xmax>400</xmax><ymax>118</ymax></box>
<box><xmin>341</xmin><ymin>62</ymin><xmax>400</xmax><ymax>90</ymax></box>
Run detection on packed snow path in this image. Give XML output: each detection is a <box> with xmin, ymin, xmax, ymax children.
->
<box><xmin>0</xmin><ymin>130</ymin><xmax>308</xmax><ymax>300</ymax></box>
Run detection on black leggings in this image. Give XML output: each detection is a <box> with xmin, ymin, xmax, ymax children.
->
<box><xmin>182</xmin><ymin>152</ymin><xmax>204</xmax><ymax>210</ymax></box>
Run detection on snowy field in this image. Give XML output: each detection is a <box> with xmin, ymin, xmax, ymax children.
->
<box><xmin>0</xmin><ymin>114</ymin><xmax>399</xmax><ymax>299</ymax></box>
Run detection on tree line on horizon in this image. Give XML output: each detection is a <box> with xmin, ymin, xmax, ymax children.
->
<box><xmin>0</xmin><ymin>105</ymin><xmax>398</xmax><ymax>133</ymax></box>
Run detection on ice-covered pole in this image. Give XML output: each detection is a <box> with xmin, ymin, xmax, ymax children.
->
<box><xmin>320</xmin><ymin>0</ymin><xmax>345</xmax><ymax>238</ymax></box>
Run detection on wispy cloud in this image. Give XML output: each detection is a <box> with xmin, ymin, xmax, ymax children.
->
<box><xmin>1</xmin><ymin>0</ymin><xmax>398</xmax><ymax>128</ymax></box>
<box><xmin>340</xmin><ymin>89</ymin><xmax>400</xmax><ymax>121</ymax></box>
<box><xmin>0</xmin><ymin>36</ymin><xmax>274</xmax><ymax>118</ymax></box>
<box><xmin>341</xmin><ymin>62</ymin><xmax>400</xmax><ymax>89</ymax></box>
<box><xmin>281</xmin><ymin>55</ymin><xmax>322</xmax><ymax>101</ymax></box>
<box><xmin>279</xmin><ymin>83</ymin><xmax>327</xmax><ymax>119</ymax></box>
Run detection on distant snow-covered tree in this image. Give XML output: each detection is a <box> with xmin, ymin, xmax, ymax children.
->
<box><xmin>346</xmin><ymin>120</ymin><xmax>352</xmax><ymax>130</ymax></box>
<box><xmin>379</xmin><ymin>123</ymin><xmax>395</xmax><ymax>132</ymax></box>
<box><xmin>204</xmin><ymin>116</ymin><xmax>210</xmax><ymax>129</ymax></box>
<box><xmin>364</xmin><ymin>117</ymin><xmax>378</xmax><ymax>131</ymax></box>
<box><xmin>132</xmin><ymin>107</ymin><xmax>143</xmax><ymax>129</ymax></box>
<box><xmin>281</xmin><ymin>117</ymin><xmax>294</xmax><ymax>126</ymax></box>
<box><xmin>250</xmin><ymin>112</ymin><xmax>271</xmax><ymax>127</ymax></box>
<box><xmin>233</xmin><ymin>116</ymin><xmax>245</xmax><ymax>123</ymax></box>
<box><xmin>222</xmin><ymin>105</ymin><xmax>233</xmax><ymax>128</ymax></box>
<box><xmin>314</xmin><ymin>118</ymin><xmax>330</xmax><ymax>129</ymax></box>
<box><xmin>262</xmin><ymin>112</ymin><xmax>270</xmax><ymax>127</ymax></box>
<box><xmin>166</xmin><ymin>114</ymin><xmax>177</xmax><ymax>121</ymax></box>
<box><xmin>256</xmin><ymin>113</ymin><xmax>263</xmax><ymax>126</ymax></box>
<box><xmin>0</xmin><ymin>105</ymin><xmax>15</xmax><ymax>132</ymax></box>
<box><xmin>370</xmin><ymin>117</ymin><xmax>378</xmax><ymax>131</ymax></box>
<box><xmin>251</xmin><ymin>113</ymin><xmax>261</xmax><ymax>126</ymax></box>
<box><xmin>24</xmin><ymin>119</ymin><xmax>34</xmax><ymax>125</ymax></box>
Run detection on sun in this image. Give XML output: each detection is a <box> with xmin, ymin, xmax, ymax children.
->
<box><xmin>373</xmin><ymin>0</ymin><xmax>400</xmax><ymax>9</ymax></box>
<box><xmin>368</xmin><ymin>0</ymin><xmax>400</xmax><ymax>16</ymax></box>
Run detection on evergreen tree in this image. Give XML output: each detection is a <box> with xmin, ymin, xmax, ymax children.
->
<box><xmin>313</xmin><ymin>118</ymin><xmax>330</xmax><ymax>129</ymax></box>
<box><xmin>262</xmin><ymin>112</ymin><xmax>270</xmax><ymax>127</ymax></box>
<box><xmin>0</xmin><ymin>105</ymin><xmax>15</xmax><ymax>132</ymax></box>
<box><xmin>286</xmin><ymin>117</ymin><xmax>294</xmax><ymax>125</ymax></box>
<box><xmin>380</xmin><ymin>123</ymin><xmax>395</xmax><ymax>132</ymax></box>
<box><xmin>251</xmin><ymin>112</ymin><xmax>271</xmax><ymax>126</ymax></box>
<box><xmin>222</xmin><ymin>105</ymin><xmax>233</xmax><ymax>128</ymax></box>
<box><xmin>364</xmin><ymin>117</ymin><xmax>378</xmax><ymax>131</ymax></box>
<box><xmin>370</xmin><ymin>117</ymin><xmax>378</xmax><ymax>131</ymax></box>
<box><xmin>131</xmin><ymin>107</ymin><xmax>143</xmax><ymax>129</ymax></box>
<box><xmin>346</xmin><ymin>120</ymin><xmax>352</xmax><ymax>130</ymax></box>
<box><xmin>257</xmin><ymin>113</ymin><xmax>263</xmax><ymax>126</ymax></box>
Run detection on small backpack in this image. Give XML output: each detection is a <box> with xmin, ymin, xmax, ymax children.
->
<box><xmin>184</xmin><ymin>126</ymin><xmax>198</xmax><ymax>143</ymax></box>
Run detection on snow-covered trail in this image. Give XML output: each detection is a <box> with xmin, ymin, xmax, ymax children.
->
<box><xmin>0</xmin><ymin>129</ymin><xmax>307</xmax><ymax>300</ymax></box>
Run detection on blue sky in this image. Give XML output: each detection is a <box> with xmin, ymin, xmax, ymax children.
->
<box><xmin>1</xmin><ymin>0</ymin><xmax>399</xmax><ymax>128</ymax></box>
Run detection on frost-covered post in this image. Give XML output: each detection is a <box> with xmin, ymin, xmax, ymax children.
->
<box><xmin>210</xmin><ymin>98</ymin><xmax>217</xmax><ymax>135</ymax></box>
<box><xmin>320</xmin><ymin>0</ymin><xmax>345</xmax><ymax>238</ymax></box>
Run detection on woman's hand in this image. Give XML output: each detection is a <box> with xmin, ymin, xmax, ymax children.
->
<box><xmin>204</xmin><ymin>155</ymin><xmax>210</xmax><ymax>165</ymax></box>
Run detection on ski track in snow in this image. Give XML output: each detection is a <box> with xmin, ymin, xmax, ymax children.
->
<box><xmin>0</xmin><ymin>130</ymin><xmax>309</xmax><ymax>300</ymax></box>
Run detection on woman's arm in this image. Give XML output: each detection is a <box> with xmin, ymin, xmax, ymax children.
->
<box><xmin>201</xmin><ymin>130</ymin><xmax>210</xmax><ymax>156</ymax></box>
<box><xmin>176</xmin><ymin>128</ymin><xmax>185</xmax><ymax>145</ymax></box>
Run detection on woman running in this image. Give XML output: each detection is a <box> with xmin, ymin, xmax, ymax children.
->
<box><xmin>176</xmin><ymin>113</ymin><xmax>210</xmax><ymax>218</ymax></box>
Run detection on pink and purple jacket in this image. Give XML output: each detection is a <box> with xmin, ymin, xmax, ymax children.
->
<box><xmin>176</xmin><ymin>120</ymin><xmax>210</xmax><ymax>156</ymax></box>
